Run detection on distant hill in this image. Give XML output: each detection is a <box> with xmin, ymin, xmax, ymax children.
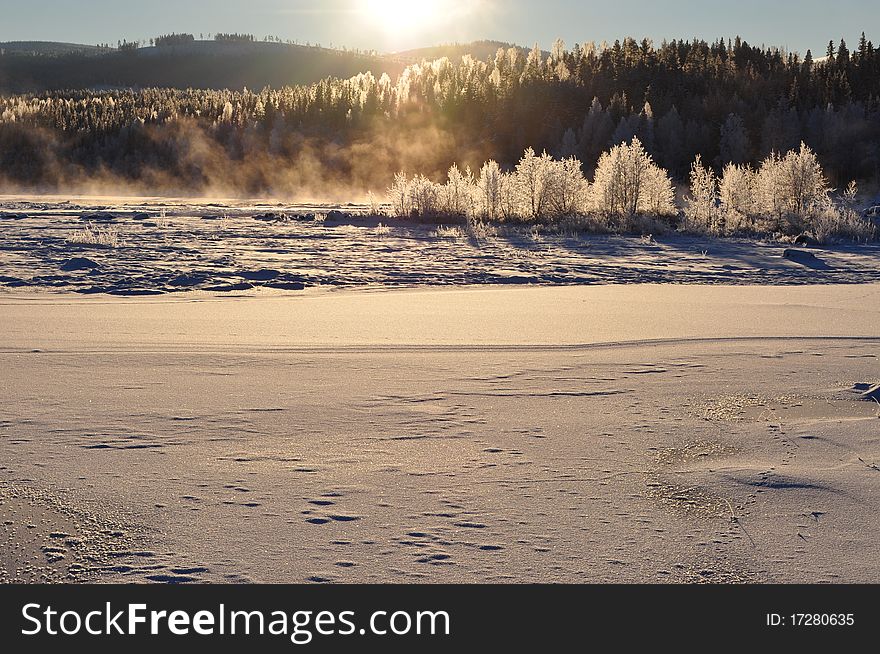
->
<box><xmin>0</xmin><ymin>39</ymin><xmax>533</xmax><ymax>94</ymax></box>
<box><xmin>0</xmin><ymin>41</ymin><xmax>105</xmax><ymax>56</ymax></box>
<box><xmin>0</xmin><ymin>40</ymin><xmax>404</xmax><ymax>93</ymax></box>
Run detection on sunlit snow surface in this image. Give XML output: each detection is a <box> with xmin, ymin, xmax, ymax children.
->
<box><xmin>2</xmin><ymin>195</ymin><xmax>880</xmax><ymax>585</ymax></box>
<box><xmin>2</xmin><ymin>195</ymin><xmax>880</xmax><ymax>295</ymax></box>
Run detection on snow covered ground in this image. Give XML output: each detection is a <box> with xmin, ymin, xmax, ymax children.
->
<box><xmin>2</xmin><ymin>284</ymin><xmax>879</xmax><ymax>583</ymax></box>
<box><xmin>2</xmin><ymin>196</ymin><xmax>880</xmax><ymax>295</ymax></box>
<box><xmin>1</xmin><ymin>197</ymin><xmax>879</xmax><ymax>584</ymax></box>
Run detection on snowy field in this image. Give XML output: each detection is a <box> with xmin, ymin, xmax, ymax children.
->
<box><xmin>2</xmin><ymin>196</ymin><xmax>880</xmax><ymax>295</ymax></box>
<box><xmin>1</xmin><ymin>197</ymin><xmax>879</xmax><ymax>584</ymax></box>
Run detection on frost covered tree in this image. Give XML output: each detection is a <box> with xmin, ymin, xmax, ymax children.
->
<box><xmin>477</xmin><ymin>160</ymin><xmax>503</xmax><ymax>221</ymax></box>
<box><xmin>550</xmin><ymin>39</ymin><xmax>570</xmax><ymax>81</ymax></box>
<box><xmin>591</xmin><ymin>141</ymin><xmax>641</xmax><ymax>219</ymax></box>
<box><xmin>522</xmin><ymin>44</ymin><xmax>544</xmax><ymax>82</ymax></box>
<box><xmin>590</xmin><ymin>138</ymin><xmax>674</xmax><ymax>220</ymax></box>
<box><xmin>611</xmin><ymin>114</ymin><xmax>642</xmax><ymax>148</ymax></box>
<box><xmin>220</xmin><ymin>101</ymin><xmax>234</xmax><ymax>124</ymax></box>
<box><xmin>498</xmin><ymin>172</ymin><xmax>518</xmax><ymax>222</ymax></box>
<box><xmin>656</xmin><ymin>106</ymin><xmax>686</xmax><ymax>176</ymax></box>
<box><xmin>841</xmin><ymin>180</ymin><xmax>858</xmax><ymax>211</ymax></box>
<box><xmin>556</xmin><ymin>127</ymin><xmax>579</xmax><ymax>159</ymax></box>
<box><xmin>440</xmin><ymin>164</ymin><xmax>475</xmax><ymax>217</ymax></box>
<box><xmin>544</xmin><ymin>157</ymin><xmax>589</xmax><ymax>216</ymax></box>
<box><xmin>3</xmin><ymin>35</ymin><xmax>880</xmax><ymax>196</ymax></box>
<box><xmin>685</xmin><ymin>155</ymin><xmax>719</xmax><ymax>232</ymax></box>
<box><xmin>755</xmin><ymin>143</ymin><xmax>830</xmax><ymax>231</ymax></box>
<box><xmin>388</xmin><ymin>171</ymin><xmax>410</xmax><ymax>216</ymax></box>
<box><xmin>408</xmin><ymin>174</ymin><xmax>439</xmax><ymax>217</ymax></box>
<box><xmin>578</xmin><ymin>98</ymin><xmax>614</xmax><ymax>171</ymax></box>
<box><xmin>755</xmin><ymin>153</ymin><xmax>787</xmax><ymax>222</ymax></box>
<box><xmin>713</xmin><ymin>143</ymin><xmax>837</xmax><ymax>235</ymax></box>
<box><xmin>777</xmin><ymin>142</ymin><xmax>830</xmax><ymax>216</ymax></box>
<box><xmin>388</xmin><ymin>171</ymin><xmax>442</xmax><ymax>218</ymax></box>
<box><xmin>641</xmin><ymin>166</ymin><xmax>677</xmax><ymax>219</ymax></box>
<box><xmin>638</xmin><ymin>102</ymin><xmax>655</xmax><ymax>153</ymax></box>
<box><xmin>718</xmin><ymin>113</ymin><xmax>750</xmax><ymax>165</ymax></box>
<box><xmin>512</xmin><ymin>148</ymin><xmax>551</xmax><ymax>220</ymax></box>
<box><xmin>719</xmin><ymin>163</ymin><xmax>758</xmax><ymax>226</ymax></box>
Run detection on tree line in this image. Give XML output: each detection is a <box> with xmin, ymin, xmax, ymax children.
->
<box><xmin>384</xmin><ymin>140</ymin><xmax>874</xmax><ymax>243</ymax></box>
<box><xmin>0</xmin><ymin>35</ymin><xmax>878</xmax><ymax>196</ymax></box>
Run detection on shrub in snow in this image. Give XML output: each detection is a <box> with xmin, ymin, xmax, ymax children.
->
<box><xmin>812</xmin><ymin>181</ymin><xmax>875</xmax><ymax>243</ymax></box>
<box><xmin>812</xmin><ymin>204</ymin><xmax>876</xmax><ymax>244</ymax></box>
<box><xmin>387</xmin><ymin>172</ymin><xmax>441</xmax><ymax>218</ymax></box>
<box><xmin>67</xmin><ymin>223</ymin><xmax>120</xmax><ymax>248</ymax></box>
<box><xmin>408</xmin><ymin>174</ymin><xmax>439</xmax><ymax>218</ymax></box>
<box><xmin>366</xmin><ymin>190</ymin><xmax>383</xmax><ymax>216</ymax></box>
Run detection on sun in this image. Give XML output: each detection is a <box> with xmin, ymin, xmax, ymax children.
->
<box><xmin>364</xmin><ymin>0</ymin><xmax>443</xmax><ymax>33</ymax></box>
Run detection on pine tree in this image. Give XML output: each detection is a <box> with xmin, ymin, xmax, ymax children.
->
<box><xmin>719</xmin><ymin>113</ymin><xmax>750</xmax><ymax>165</ymax></box>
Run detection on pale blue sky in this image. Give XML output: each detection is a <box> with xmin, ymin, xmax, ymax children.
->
<box><xmin>0</xmin><ymin>0</ymin><xmax>874</xmax><ymax>54</ymax></box>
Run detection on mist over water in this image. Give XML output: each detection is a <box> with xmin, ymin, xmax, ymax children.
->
<box><xmin>0</xmin><ymin>115</ymin><xmax>486</xmax><ymax>202</ymax></box>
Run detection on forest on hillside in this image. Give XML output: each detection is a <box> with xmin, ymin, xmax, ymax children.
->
<box><xmin>0</xmin><ymin>36</ymin><xmax>878</xmax><ymax>199</ymax></box>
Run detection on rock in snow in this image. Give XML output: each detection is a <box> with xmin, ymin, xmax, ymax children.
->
<box><xmin>60</xmin><ymin>257</ymin><xmax>100</xmax><ymax>271</ymax></box>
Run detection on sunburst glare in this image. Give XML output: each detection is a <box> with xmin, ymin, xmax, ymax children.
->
<box><xmin>363</xmin><ymin>0</ymin><xmax>445</xmax><ymax>33</ymax></box>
